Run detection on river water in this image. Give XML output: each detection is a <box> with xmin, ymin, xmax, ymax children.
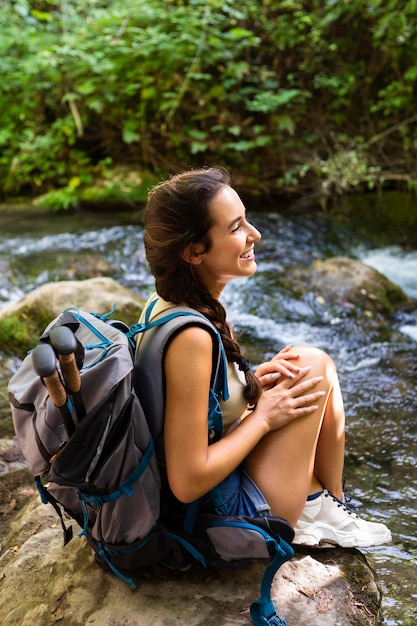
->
<box><xmin>0</xmin><ymin>200</ymin><xmax>416</xmax><ymax>625</ymax></box>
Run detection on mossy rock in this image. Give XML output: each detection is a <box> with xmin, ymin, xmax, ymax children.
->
<box><xmin>281</xmin><ymin>256</ymin><xmax>413</xmax><ymax>319</ymax></box>
<box><xmin>0</xmin><ymin>306</ymin><xmax>56</xmax><ymax>357</ymax></box>
<box><xmin>0</xmin><ymin>277</ymin><xmax>146</xmax><ymax>357</ymax></box>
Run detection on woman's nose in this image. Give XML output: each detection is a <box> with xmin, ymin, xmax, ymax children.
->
<box><xmin>249</xmin><ymin>223</ymin><xmax>261</xmax><ymax>241</ymax></box>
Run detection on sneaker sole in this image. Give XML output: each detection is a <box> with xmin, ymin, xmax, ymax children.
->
<box><xmin>293</xmin><ymin>524</ymin><xmax>392</xmax><ymax>548</ymax></box>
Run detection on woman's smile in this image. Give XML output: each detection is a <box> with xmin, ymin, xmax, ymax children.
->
<box><xmin>240</xmin><ymin>246</ymin><xmax>255</xmax><ymax>260</ymax></box>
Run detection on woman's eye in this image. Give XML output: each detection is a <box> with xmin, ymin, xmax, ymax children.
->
<box><xmin>232</xmin><ymin>224</ymin><xmax>241</xmax><ymax>233</ymax></box>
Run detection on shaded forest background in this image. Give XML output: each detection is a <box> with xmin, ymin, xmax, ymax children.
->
<box><xmin>1</xmin><ymin>0</ymin><xmax>417</xmax><ymax>208</ymax></box>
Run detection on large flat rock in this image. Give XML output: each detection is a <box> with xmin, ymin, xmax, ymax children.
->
<box><xmin>0</xmin><ymin>493</ymin><xmax>381</xmax><ymax>626</ymax></box>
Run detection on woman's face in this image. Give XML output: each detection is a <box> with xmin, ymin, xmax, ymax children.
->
<box><xmin>191</xmin><ymin>185</ymin><xmax>261</xmax><ymax>298</ymax></box>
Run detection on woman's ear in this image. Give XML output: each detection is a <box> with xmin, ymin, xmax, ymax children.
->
<box><xmin>181</xmin><ymin>243</ymin><xmax>205</xmax><ymax>265</ymax></box>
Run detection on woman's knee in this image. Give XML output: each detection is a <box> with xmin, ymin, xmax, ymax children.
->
<box><xmin>291</xmin><ymin>345</ymin><xmax>336</xmax><ymax>378</ymax></box>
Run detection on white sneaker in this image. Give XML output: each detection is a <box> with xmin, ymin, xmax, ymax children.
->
<box><xmin>293</xmin><ymin>489</ymin><xmax>392</xmax><ymax>548</ymax></box>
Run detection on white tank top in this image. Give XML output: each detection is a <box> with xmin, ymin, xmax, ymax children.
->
<box><xmin>220</xmin><ymin>362</ymin><xmax>248</xmax><ymax>431</ymax></box>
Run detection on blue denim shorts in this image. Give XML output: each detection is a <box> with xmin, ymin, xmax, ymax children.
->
<box><xmin>198</xmin><ymin>467</ymin><xmax>272</xmax><ymax>517</ymax></box>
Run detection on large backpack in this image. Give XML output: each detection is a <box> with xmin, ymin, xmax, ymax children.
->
<box><xmin>8</xmin><ymin>300</ymin><xmax>294</xmax><ymax>626</ymax></box>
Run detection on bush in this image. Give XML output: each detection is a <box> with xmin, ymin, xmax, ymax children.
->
<box><xmin>1</xmin><ymin>0</ymin><xmax>416</xmax><ymax>202</ymax></box>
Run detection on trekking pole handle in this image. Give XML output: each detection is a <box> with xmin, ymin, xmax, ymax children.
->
<box><xmin>42</xmin><ymin>371</ymin><xmax>68</xmax><ymax>408</ymax></box>
<box><xmin>50</xmin><ymin>326</ymin><xmax>81</xmax><ymax>393</ymax></box>
<box><xmin>32</xmin><ymin>343</ymin><xmax>67</xmax><ymax>408</ymax></box>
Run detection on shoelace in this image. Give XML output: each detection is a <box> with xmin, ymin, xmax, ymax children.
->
<box><xmin>324</xmin><ymin>490</ymin><xmax>359</xmax><ymax>518</ymax></box>
<box><xmin>342</xmin><ymin>476</ymin><xmax>356</xmax><ymax>506</ymax></box>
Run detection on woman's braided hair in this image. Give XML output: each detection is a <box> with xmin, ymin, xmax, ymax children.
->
<box><xmin>144</xmin><ymin>167</ymin><xmax>262</xmax><ymax>405</ymax></box>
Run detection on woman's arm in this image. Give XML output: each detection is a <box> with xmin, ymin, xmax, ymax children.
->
<box><xmin>164</xmin><ymin>327</ymin><xmax>324</xmax><ymax>503</ymax></box>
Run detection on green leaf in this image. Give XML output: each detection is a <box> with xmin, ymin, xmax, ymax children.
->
<box><xmin>188</xmin><ymin>129</ymin><xmax>207</xmax><ymax>140</ymax></box>
<box><xmin>228</xmin><ymin>125</ymin><xmax>242</xmax><ymax>137</ymax></box>
<box><xmin>123</xmin><ymin>128</ymin><xmax>141</xmax><ymax>144</ymax></box>
<box><xmin>190</xmin><ymin>141</ymin><xmax>207</xmax><ymax>154</ymax></box>
<box><xmin>31</xmin><ymin>10</ymin><xmax>53</xmax><ymax>22</ymax></box>
<box><xmin>86</xmin><ymin>98</ymin><xmax>105</xmax><ymax>114</ymax></box>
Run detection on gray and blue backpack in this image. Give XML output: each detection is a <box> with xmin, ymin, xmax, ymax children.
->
<box><xmin>8</xmin><ymin>300</ymin><xmax>294</xmax><ymax>626</ymax></box>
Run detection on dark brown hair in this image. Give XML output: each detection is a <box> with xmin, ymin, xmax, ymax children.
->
<box><xmin>144</xmin><ymin>167</ymin><xmax>261</xmax><ymax>405</ymax></box>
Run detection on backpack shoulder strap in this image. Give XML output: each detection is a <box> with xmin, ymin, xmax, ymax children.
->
<box><xmin>132</xmin><ymin>303</ymin><xmax>228</xmax><ymax>441</ymax></box>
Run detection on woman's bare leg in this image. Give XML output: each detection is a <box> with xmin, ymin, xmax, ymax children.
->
<box><xmin>244</xmin><ymin>346</ymin><xmax>345</xmax><ymax>526</ymax></box>
<box><xmin>314</xmin><ymin>369</ymin><xmax>345</xmax><ymax>499</ymax></box>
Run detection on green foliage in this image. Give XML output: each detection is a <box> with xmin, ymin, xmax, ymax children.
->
<box><xmin>34</xmin><ymin>168</ymin><xmax>157</xmax><ymax>210</ymax></box>
<box><xmin>0</xmin><ymin>308</ymin><xmax>51</xmax><ymax>356</ymax></box>
<box><xmin>0</xmin><ymin>0</ymin><xmax>416</xmax><ymax>203</ymax></box>
<box><xmin>309</xmin><ymin>140</ymin><xmax>384</xmax><ymax>195</ymax></box>
<box><xmin>34</xmin><ymin>187</ymin><xmax>80</xmax><ymax>211</ymax></box>
<box><xmin>79</xmin><ymin>180</ymin><xmax>153</xmax><ymax>209</ymax></box>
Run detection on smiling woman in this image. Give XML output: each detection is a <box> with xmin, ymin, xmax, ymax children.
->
<box><xmin>138</xmin><ymin>166</ymin><xmax>392</xmax><ymax>545</ymax></box>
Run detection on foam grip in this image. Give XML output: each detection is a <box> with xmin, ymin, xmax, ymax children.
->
<box><xmin>32</xmin><ymin>343</ymin><xmax>57</xmax><ymax>378</ymax></box>
<box><xmin>50</xmin><ymin>325</ymin><xmax>81</xmax><ymax>393</ymax></box>
<box><xmin>50</xmin><ymin>326</ymin><xmax>78</xmax><ymax>355</ymax></box>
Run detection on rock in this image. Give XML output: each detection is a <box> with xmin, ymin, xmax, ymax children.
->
<box><xmin>0</xmin><ymin>493</ymin><xmax>382</xmax><ymax>626</ymax></box>
<box><xmin>282</xmin><ymin>256</ymin><xmax>412</xmax><ymax>318</ymax></box>
<box><xmin>0</xmin><ymin>438</ymin><xmax>26</xmax><ymax>475</ymax></box>
<box><xmin>0</xmin><ymin>277</ymin><xmax>146</xmax><ymax>356</ymax></box>
<box><xmin>41</xmin><ymin>254</ymin><xmax>114</xmax><ymax>282</ymax></box>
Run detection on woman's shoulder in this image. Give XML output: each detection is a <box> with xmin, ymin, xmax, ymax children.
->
<box><xmin>164</xmin><ymin>325</ymin><xmax>214</xmax><ymax>383</ymax></box>
<box><xmin>139</xmin><ymin>292</ymin><xmax>216</xmax><ymax>348</ymax></box>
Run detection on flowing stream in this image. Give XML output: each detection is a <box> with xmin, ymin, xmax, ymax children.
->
<box><xmin>0</xmin><ymin>200</ymin><xmax>416</xmax><ymax>625</ymax></box>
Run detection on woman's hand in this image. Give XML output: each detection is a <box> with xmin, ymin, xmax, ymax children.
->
<box><xmin>253</xmin><ymin>366</ymin><xmax>326</xmax><ymax>432</ymax></box>
<box><xmin>255</xmin><ymin>345</ymin><xmax>301</xmax><ymax>390</ymax></box>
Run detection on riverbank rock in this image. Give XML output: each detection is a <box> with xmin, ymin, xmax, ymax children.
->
<box><xmin>0</xmin><ymin>484</ymin><xmax>382</xmax><ymax>626</ymax></box>
<box><xmin>0</xmin><ymin>277</ymin><xmax>146</xmax><ymax>356</ymax></box>
<box><xmin>282</xmin><ymin>255</ymin><xmax>412</xmax><ymax>318</ymax></box>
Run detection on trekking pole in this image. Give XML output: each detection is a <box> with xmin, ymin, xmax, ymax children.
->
<box><xmin>32</xmin><ymin>343</ymin><xmax>76</xmax><ymax>438</ymax></box>
<box><xmin>50</xmin><ymin>326</ymin><xmax>86</xmax><ymax>421</ymax></box>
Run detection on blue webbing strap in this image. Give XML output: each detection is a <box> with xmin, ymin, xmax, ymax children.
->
<box><xmin>97</xmin><ymin>542</ymin><xmax>137</xmax><ymax>590</ymax></box>
<box><xmin>209</xmin><ymin>520</ymin><xmax>293</xmax><ymax>626</ymax></box>
<box><xmin>249</xmin><ymin>537</ymin><xmax>294</xmax><ymax>626</ymax></box>
<box><xmin>127</xmin><ymin>303</ymin><xmax>205</xmax><ymax>339</ymax></box>
<box><xmin>183</xmin><ymin>500</ymin><xmax>199</xmax><ymax>534</ymax></box>
<box><xmin>100</xmin><ymin>530</ymin><xmax>206</xmax><ymax>567</ymax></box>
<box><xmin>163</xmin><ymin>530</ymin><xmax>206</xmax><ymax>567</ymax></box>
<box><xmin>97</xmin><ymin>528</ymin><xmax>207</xmax><ymax>590</ymax></box>
<box><xmin>62</xmin><ymin>308</ymin><xmax>114</xmax><ymax>368</ymax></box>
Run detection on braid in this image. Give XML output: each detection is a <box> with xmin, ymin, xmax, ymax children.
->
<box><xmin>182</xmin><ymin>292</ymin><xmax>262</xmax><ymax>405</ymax></box>
<box><xmin>222</xmin><ymin>330</ymin><xmax>262</xmax><ymax>405</ymax></box>
<box><xmin>218</xmin><ymin>315</ymin><xmax>262</xmax><ymax>406</ymax></box>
